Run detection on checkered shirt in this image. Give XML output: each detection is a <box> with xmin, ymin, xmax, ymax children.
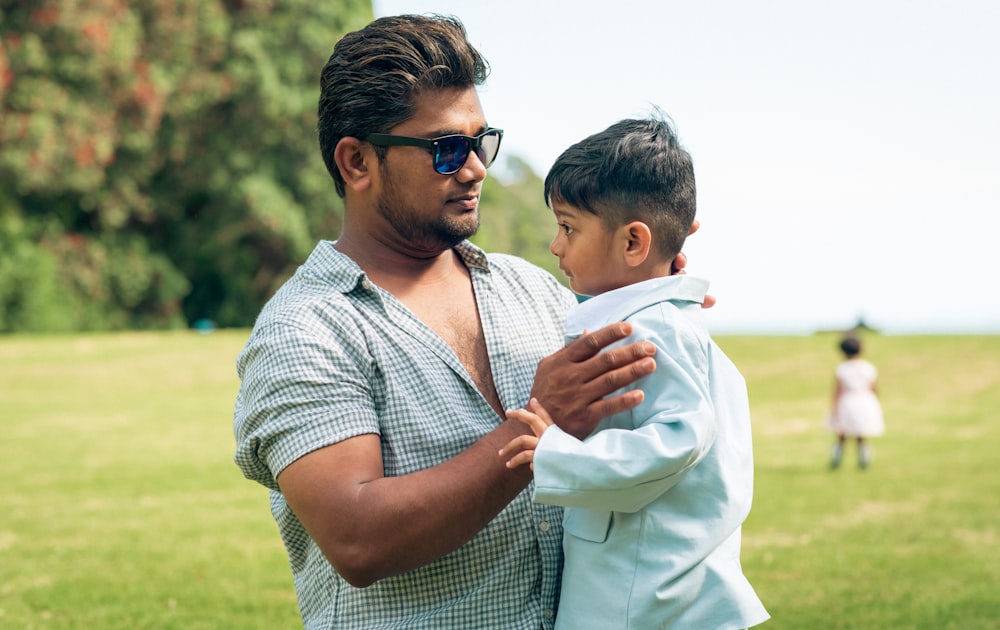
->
<box><xmin>234</xmin><ymin>240</ymin><xmax>574</xmax><ymax>629</ymax></box>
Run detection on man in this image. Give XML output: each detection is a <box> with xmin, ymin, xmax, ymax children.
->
<box><xmin>234</xmin><ymin>14</ymin><xmax>697</xmax><ymax>628</ymax></box>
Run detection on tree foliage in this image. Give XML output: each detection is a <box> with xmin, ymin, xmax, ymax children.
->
<box><xmin>0</xmin><ymin>0</ymin><xmax>371</xmax><ymax>331</ymax></box>
<box><xmin>473</xmin><ymin>156</ymin><xmax>561</xmax><ymax>281</ymax></box>
<box><xmin>0</xmin><ymin>1</ymin><xmax>560</xmax><ymax>332</ymax></box>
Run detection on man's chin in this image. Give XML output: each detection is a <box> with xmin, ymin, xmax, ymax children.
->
<box><xmin>424</xmin><ymin>228</ymin><xmax>477</xmax><ymax>251</ymax></box>
<box><xmin>444</xmin><ymin>218</ymin><xmax>479</xmax><ymax>244</ymax></box>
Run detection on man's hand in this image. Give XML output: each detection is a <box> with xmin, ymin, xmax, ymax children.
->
<box><xmin>672</xmin><ymin>220</ymin><xmax>716</xmax><ymax>308</ymax></box>
<box><xmin>530</xmin><ymin>323</ymin><xmax>656</xmax><ymax>440</ymax></box>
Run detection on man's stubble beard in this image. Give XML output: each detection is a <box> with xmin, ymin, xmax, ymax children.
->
<box><xmin>375</xmin><ymin>178</ymin><xmax>480</xmax><ymax>252</ymax></box>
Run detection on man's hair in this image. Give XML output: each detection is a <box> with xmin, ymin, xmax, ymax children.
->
<box><xmin>544</xmin><ymin>113</ymin><xmax>696</xmax><ymax>260</ymax></box>
<box><xmin>318</xmin><ymin>14</ymin><xmax>490</xmax><ymax>197</ymax></box>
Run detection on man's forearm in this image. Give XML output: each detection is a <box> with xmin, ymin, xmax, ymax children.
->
<box><xmin>280</xmin><ymin>420</ymin><xmax>533</xmax><ymax>588</ymax></box>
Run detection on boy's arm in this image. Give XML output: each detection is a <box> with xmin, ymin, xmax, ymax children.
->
<box><xmin>531</xmin><ymin>327</ymin><xmax>716</xmax><ymax>513</ymax></box>
<box><xmin>531</xmin><ymin>418</ymin><xmax>712</xmax><ymax>513</ymax></box>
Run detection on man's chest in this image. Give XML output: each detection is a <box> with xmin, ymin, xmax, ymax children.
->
<box><xmin>388</xmin><ymin>278</ymin><xmax>499</xmax><ymax>410</ymax></box>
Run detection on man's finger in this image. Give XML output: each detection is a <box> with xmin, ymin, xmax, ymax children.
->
<box><xmin>595</xmin><ymin>343</ymin><xmax>657</xmax><ymax>374</ymax></box>
<box><xmin>585</xmin><ymin>389</ymin><xmax>646</xmax><ymax>424</ymax></box>
<box><xmin>585</xmin><ymin>357</ymin><xmax>656</xmax><ymax>401</ymax></box>
<box><xmin>560</xmin><ymin>322</ymin><xmax>634</xmax><ymax>362</ymax></box>
<box><xmin>671</xmin><ymin>251</ymin><xmax>687</xmax><ymax>275</ymax></box>
<box><xmin>565</xmin><ymin>341</ymin><xmax>656</xmax><ymax>390</ymax></box>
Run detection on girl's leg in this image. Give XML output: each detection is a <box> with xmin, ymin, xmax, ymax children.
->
<box><xmin>858</xmin><ymin>437</ymin><xmax>871</xmax><ymax>469</ymax></box>
<box><xmin>830</xmin><ymin>435</ymin><xmax>846</xmax><ymax>469</ymax></box>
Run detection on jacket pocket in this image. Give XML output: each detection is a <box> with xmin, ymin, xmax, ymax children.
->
<box><xmin>562</xmin><ymin>508</ymin><xmax>612</xmax><ymax>543</ymax></box>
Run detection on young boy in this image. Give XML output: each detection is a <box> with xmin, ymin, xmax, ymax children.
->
<box><xmin>500</xmin><ymin>114</ymin><xmax>769</xmax><ymax>629</ymax></box>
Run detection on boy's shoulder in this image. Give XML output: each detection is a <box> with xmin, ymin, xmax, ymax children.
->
<box><xmin>567</xmin><ymin>275</ymin><xmax>709</xmax><ymax>335</ymax></box>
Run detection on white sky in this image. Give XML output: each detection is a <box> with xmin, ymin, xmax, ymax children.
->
<box><xmin>373</xmin><ymin>0</ymin><xmax>1000</xmax><ymax>333</ymax></box>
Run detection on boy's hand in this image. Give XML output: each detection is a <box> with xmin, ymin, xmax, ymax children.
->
<box><xmin>509</xmin><ymin>398</ymin><xmax>554</xmax><ymax>437</ymax></box>
<box><xmin>500</xmin><ymin>398</ymin><xmax>555</xmax><ymax>470</ymax></box>
<box><xmin>499</xmin><ymin>433</ymin><xmax>539</xmax><ymax>470</ymax></box>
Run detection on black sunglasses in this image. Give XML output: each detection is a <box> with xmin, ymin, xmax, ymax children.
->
<box><xmin>365</xmin><ymin>128</ymin><xmax>504</xmax><ymax>175</ymax></box>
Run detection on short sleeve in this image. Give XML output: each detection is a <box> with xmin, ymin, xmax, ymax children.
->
<box><xmin>233</xmin><ymin>316</ymin><xmax>379</xmax><ymax>491</ymax></box>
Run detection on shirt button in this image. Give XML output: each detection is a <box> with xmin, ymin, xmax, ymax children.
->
<box><xmin>360</xmin><ymin>279</ymin><xmax>372</xmax><ymax>291</ymax></box>
<box><xmin>544</xmin><ymin>608</ymin><xmax>554</xmax><ymax>619</ymax></box>
<box><xmin>539</xmin><ymin>521</ymin><xmax>550</xmax><ymax>533</ymax></box>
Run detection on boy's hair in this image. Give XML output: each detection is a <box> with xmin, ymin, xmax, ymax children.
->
<box><xmin>544</xmin><ymin>113</ymin><xmax>696</xmax><ymax>260</ymax></box>
<box><xmin>318</xmin><ymin>14</ymin><xmax>490</xmax><ymax>197</ymax></box>
<box><xmin>839</xmin><ymin>335</ymin><xmax>862</xmax><ymax>358</ymax></box>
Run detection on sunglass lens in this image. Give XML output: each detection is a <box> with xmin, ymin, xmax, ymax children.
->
<box><xmin>477</xmin><ymin>131</ymin><xmax>501</xmax><ymax>168</ymax></box>
<box><xmin>434</xmin><ymin>137</ymin><xmax>470</xmax><ymax>174</ymax></box>
<box><xmin>432</xmin><ymin>130</ymin><xmax>502</xmax><ymax>174</ymax></box>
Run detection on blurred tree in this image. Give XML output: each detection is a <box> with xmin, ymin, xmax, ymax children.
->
<box><xmin>0</xmin><ymin>0</ymin><xmax>372</xmax><ymax>330</ymax></box>
<box><xmin>0</xmin><ymin>1</ymin><xmax>562</xmax><ymax>332</ymax></box>
<box><xmin>473</xmin><ymin>156</ymin><xmax>562</xmax><ymax>282</ymax></box>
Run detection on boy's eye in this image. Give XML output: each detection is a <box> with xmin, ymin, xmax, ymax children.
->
<box><xmin>559</xmin><ymin>223</ymin><xmax>573</xmax><ymax>235</ymax></box>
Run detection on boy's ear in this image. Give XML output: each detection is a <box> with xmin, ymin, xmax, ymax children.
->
<box><xmin>621</xmin><ymin>221</ymin><xmax>652</xmax><ymax>268</ymax></box>
<box><xmin>334</xmin><ymin>137</ymin><xmax>374</xmax><ymax>193</ymax></box>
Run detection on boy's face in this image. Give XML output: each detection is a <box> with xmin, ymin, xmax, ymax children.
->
<box><xmin>549</xmin><ymin>200</ymin><xmax>630</xmax><ymax>297</ymax></box>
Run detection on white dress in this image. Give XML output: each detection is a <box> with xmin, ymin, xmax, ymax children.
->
<box><xmin>826</xmin><ymin>358</ymin><xmax>885</xmax><ymax>437</ymax></box>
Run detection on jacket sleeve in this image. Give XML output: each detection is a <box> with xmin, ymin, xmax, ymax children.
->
<box><xmin>532</xmin><ymin>309</ymin><xmax>717</xmax><ymax>513</ymax></box>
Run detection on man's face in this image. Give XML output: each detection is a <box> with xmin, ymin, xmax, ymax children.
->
<box><xmin>370</xmin><ymin>87</ymin><xmax>493</xmax><ymax>256</ymax></box>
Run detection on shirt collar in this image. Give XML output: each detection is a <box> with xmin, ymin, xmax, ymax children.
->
<box><xmin>306</xmin><ymin>240</ymin><xmax>490</xmax><ymax>294</ymax></box>
<box><xmin>565</xmin><ymin>275</ymin><xmax>710</xmax><ymax>335</ymax></box>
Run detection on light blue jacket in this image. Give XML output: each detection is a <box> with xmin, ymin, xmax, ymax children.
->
<box><xmin>533</xmin><ymin>275</ymin><xmax>769</xmax><ymax>629</ymax></box>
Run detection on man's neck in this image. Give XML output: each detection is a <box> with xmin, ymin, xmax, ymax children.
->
<box><xmin>334</xmin><ymin>231</ymin><xmax>466</xmax><ymax>295</ymax></box>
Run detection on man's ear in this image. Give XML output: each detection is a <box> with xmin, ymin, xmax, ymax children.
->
<box><xmin>334</xmin><ymin>137</ymin><xmax>374</xmax><ymax>193</ymax></box>
<box><xmin>622</xmin><ymin>220</ymin><xmax>652</xmax><ymax>268</ymax></box>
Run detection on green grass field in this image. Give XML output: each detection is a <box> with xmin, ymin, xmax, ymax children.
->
<box><xmin>1</xmin><ymin>331</ymin><xmax>998</xmax><ymax>628</ymax></box>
